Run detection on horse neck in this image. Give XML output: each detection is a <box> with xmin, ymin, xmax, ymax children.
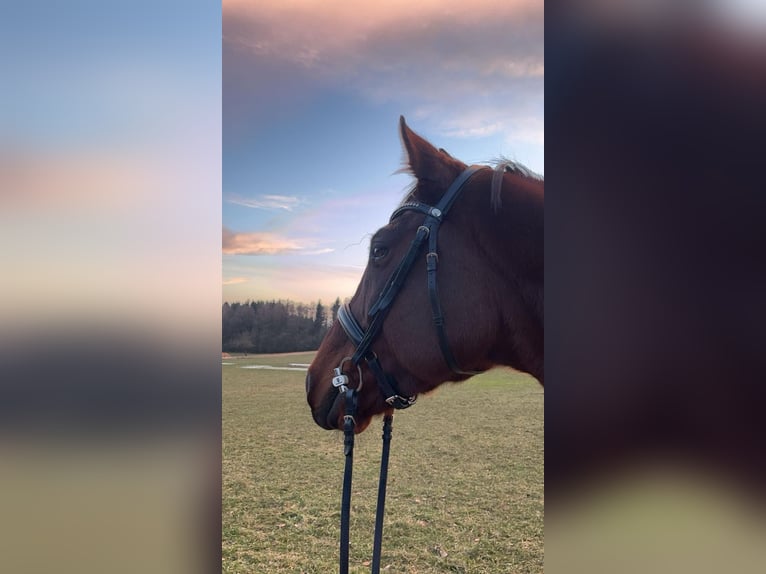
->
<box><xmin>468</xmin><ymin>173</ymin><xmax>544</xmax><ymax>380</ymax></box>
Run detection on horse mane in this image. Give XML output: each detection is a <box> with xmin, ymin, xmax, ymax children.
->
<box><xmin>398</xmin><ymin>156</ymin><xmax>543</xmax><ymax>213</ymax></box>
<box><xmin>490</xmin><ymin>157</ymin><xmax>543</xmax><ymax>212</ymax></box>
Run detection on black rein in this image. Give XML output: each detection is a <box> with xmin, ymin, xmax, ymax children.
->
<box><xmin>333</xmin><ymin>165</ymin><xmax>486</xmax><ymax>574</ymax></box>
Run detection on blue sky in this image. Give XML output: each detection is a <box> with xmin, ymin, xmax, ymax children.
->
<box><xmin>223</xmin><ymin>0</ymin><xmax>544</xmax><ymax>304</ymax></box>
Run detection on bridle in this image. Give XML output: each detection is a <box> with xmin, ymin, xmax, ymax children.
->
<box><xmin>337</xmin><ymin>163</ymin><xmax>485</xmax><ymax>406</ymax></box>
<box><xmin>330</xmin><ymin>164</ymin><xmax>488</xmax><ymax>574</ymax></box>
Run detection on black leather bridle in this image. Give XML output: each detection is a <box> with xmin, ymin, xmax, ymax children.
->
<box><xmin>335</xmin><ymin>164</ymin><xmax>484</xmax><ymax>408</ymax></box>
<box><xmin>331</xmin><ymin>164</ymin><xmax>486</xmax><ymax>574</ymax></box>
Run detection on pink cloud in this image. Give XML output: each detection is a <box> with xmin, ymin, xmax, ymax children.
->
<box><xmin>222</xmin><ymin>227</ymin><xmax>333</xmax><ymax>256</ymax></box>
<box><xmin>223</xmin><ymin>0</ymin><xmax>543</xmax><ymax>143</ymax></box>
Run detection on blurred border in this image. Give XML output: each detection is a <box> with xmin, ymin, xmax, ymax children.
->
<box><xmin>546</xmin><ymin>2</ymin><xmax>766</xmax><ymax>573</ymax></box>
<box><xmin>1</xmin><ymin>2</ymin><xmax>221</xmax><ymax>573</ymax></box>
<box><xmin>4</xmin><ymin>1</ymin><xmax>766</xmax><ymax>572</ymax></box>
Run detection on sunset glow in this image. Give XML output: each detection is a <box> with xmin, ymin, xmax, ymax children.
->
<box><xmin>223</xmin><ymin>0</ymin><xmax>543</xmax><ymax>303</ymax></box>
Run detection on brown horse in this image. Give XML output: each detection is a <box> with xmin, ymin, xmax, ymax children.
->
<box><xmin>306</xmin><ymin>117</ymin><xmax>543</xmax><ymax>433</ymax></box>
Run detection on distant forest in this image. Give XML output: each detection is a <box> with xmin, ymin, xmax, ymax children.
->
<box><xmin>222</xmin><ymin>298</ymin><xmax>345</xmax><ymax>354</ymax></box>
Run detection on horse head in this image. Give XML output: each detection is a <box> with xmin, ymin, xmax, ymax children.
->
<box><xmin>307</xmin><ymin>116</ymin><xmax>543</xmax><ymax>432</ymax></box>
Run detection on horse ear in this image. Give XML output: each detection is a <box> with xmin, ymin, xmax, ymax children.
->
<box><xmin>399</xmin><ymin>116</ymin><xmax>465</xmax><ymax>203</ymax></box>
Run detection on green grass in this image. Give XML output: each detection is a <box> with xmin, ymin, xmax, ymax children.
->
<box><xmin>223</xmin><ymin>352</ymin><xmax>543</xmax><ymax>573</ymax></box>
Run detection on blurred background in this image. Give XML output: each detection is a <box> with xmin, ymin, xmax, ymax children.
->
<box><xmin>0</xmin><ymin>2</ymin><xmax>220</xmax><ymax>573</ymax></box>
<box><xmin>546</xmin><ymin>1</ymin><xmax>766</xmax><ymax>573</ymax></box>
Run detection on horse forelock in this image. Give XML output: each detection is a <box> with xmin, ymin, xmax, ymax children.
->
<box><xmin>493</xmin><ymin>157</ymin><xmax>543</xmax><ymax>182</ymax></box>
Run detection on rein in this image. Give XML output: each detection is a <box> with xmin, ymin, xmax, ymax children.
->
<box><xmin>332</xmin><ymin>165</ymin><xmax>486</xmax><ymax>573</ymax></box>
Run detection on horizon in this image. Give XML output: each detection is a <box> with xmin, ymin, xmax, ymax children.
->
<box><xmin>222</xmin><ymin>295</ymin><xmax>347</xmax><ymax>306</ymax></box>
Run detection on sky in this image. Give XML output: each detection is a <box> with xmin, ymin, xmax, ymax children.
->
<box><xmin>223</xmin><ymin>0</ymin><xmax>544</xmax><ymax>304</ymax></box>
<box><xmin>2</xmin><ymin>2</ymin><xmax>221</xmax><ymax>340</ymax></box>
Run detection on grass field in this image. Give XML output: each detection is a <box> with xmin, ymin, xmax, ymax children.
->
<box><xmin>223</xmin><ymin>352</ymin><xmax>543</xmax><ymax>573</ymax></box>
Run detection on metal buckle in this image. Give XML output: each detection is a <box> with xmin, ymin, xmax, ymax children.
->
<box><xmin>332</xmin><ymin>367</ymin><xmax>349</xmax><ymax>392</ymax></box>
<box><xmin>332</xmin><ymin>359</ymin><xmax>364</xmax><ymax>393</ymax></box>
<box><xmin>426</xmin><ymin>252</ymin><xmax>438</xmax><ymax>270</ymax></box>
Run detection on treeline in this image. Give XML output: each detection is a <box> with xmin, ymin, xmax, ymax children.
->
<box><xmin>222</xmin><ymin>298</ymin><xmax>344</xmax><ymax>354</ymax></box>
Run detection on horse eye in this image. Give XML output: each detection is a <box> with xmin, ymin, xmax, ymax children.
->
<box><xmin>371</xmin><ymin>245</ymin><xmax>388</xmax><ymax>261</ymax></box>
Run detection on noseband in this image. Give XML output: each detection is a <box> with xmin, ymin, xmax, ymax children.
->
<box><xmin>336</xmin><ymin>164</ymin><xmax>484</xmax><ymax>408</ymax></box>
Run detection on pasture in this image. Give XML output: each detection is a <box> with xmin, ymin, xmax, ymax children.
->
<box><xmin>223</xmin><ymin>352</ymin><xmax>543</xmax><ymax>573</ymax></box>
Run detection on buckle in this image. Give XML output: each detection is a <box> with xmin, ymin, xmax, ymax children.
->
<box><xmin>332</xmin><ymin>367</ymin><xmax>349</xmax><ymax>392</ymax></box>
<box><xmin>426</xmin><ymin>252</ymin><xmax>438</xmax><ymax>271</ymax></box>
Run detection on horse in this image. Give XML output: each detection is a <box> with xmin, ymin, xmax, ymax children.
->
<box><xmin>306</xmin><ymin>116</ymin><xmax>543</xmax><ymax>434</ymax></box>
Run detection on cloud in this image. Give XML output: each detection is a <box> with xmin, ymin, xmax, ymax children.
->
<box><xmin>437</xmin><ymin>108</ymin><xmax>544</xmax><ymax>146</ymax></box>
<box><xmin>224</xmin><ymin>2</ymin><xmax>542</xmax><ymax>87</ymax></box>
<box><xmin>222</xmin><ymin>277</ymin><xmax>248</xmax><ymax>285</ymax></box>
<box><xmin>224</xmin><ymin>1</ymin><xmax>541</xmax><ymax>60</ymax></box>
<box><xmin>222</xmin><ymin>228</ymin><xmax>300</xmax><ymax>255</ymax></box>
<box><xmin>223</xmin><ymin>0</ymin><xmax>543</xmax><ymax>140</ymax></box>
<box><xmin>222</xmin><ymin>227</ymin><xmax>333</xmax><ymax>256</ymax></box>
<box><xmin>225</xmin><ymin>194</ymin><xmax>301</xmax><ymax>210</ymax></box>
